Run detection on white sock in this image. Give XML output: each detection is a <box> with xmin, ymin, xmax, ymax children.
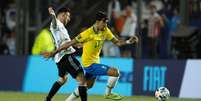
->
<box><xmin>105</xmin><ymin>76</ymin><xmax>119</xmax><ymax>95</ymax></box>
<box><xmin>65</xmin><ymin>88</ymin><xmax>79</xmax><ymax>101</ymax></box>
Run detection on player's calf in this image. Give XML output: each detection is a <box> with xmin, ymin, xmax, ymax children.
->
<box><xmin>76</xmin><ymin>72</ymin><xmax>88</xmax><ymax>101</ymax></box>
<box><xmin>105</xmin><ymin>67</ymin><xmax>123</xmax><ymax>99</ymax></box>
<box><xmin>45</xmin><ymin>76</ymin><xmax>67</xmax><ymax>101</ymax></box>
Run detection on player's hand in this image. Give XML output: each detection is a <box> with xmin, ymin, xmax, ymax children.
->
<box><xmin>48</xmin><ymin>7</ymin><xmax>55</xmax><ymax>15</ymax></box>
<box><xmin>41</xmin><ymin>51</ymin><xmax>54</xmax><ymax>58</ymax></box>
<box><xmin>126</xmin><ymin>36</ymin><xmax>138</xmax><ymax>44</ymax></box>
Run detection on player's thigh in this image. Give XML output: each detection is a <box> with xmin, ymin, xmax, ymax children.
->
<box><xmin>84</xmin><ymin>64</ymin><xmax>110</xmax><ymax>76</ymax></box>
<box><xmin>56</xmin><ymin>57</ymin><xmax>68</xmax><ymax>77</ymax></box>
<box><xmin>56</xmin><ymin>60</ymin><xmax>68</xmax><ymax>84</ymax></box>
<box><xmin>64</xmin><ymin>55</ymin><xmax>84</xmax><ymax>79</ymax></box>
<box><xmin>88</xmin><ymin>63</ymin><xmax>120</xmax><ymax>77</ymax></box>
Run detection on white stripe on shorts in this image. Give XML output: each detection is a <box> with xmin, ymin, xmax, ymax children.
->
<box><xmin>68</xmin><ymin>56</ymin><xmax>79</xmax><ymax>70</ymax></box>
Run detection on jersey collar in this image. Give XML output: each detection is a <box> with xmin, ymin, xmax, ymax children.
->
<box><xmin>93</xmin><ymin>24</ymin><xmax>106</xmax><ymax>34</ymax></box>
<box><xmin>93</xmin><ymin>25</ymin><xmax>99</xmax><ymax>34</ymax></box>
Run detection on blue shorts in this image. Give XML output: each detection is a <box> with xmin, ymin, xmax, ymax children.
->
<box><xmin>84</xmin><ymin>63</ymin><xmax>111</xmax><ymax>79</ymax></box>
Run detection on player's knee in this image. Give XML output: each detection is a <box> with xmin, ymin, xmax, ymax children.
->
<box><xmin>58</xmin><ymin>76</ymin><xmax>67</xmax><ymax>85</ymax></box>
<box><xmin>77</xmin><ymin>80</ymin><xmax>86</xmax><ymax>86</ymax></box>
<box><xmin>76</xmin><ymin>74</ymin><xmax>86</xmax><ymax>85</ymax></box>
<box><xmin>115</xmin><ymin>69</ymin><xmax>120</xmax><ymax>77</ymax></box>
<box><xmin>112</xmin><ymin>68</ymin><xmax>120</xmax><ymax>77</ymax></box>
<box><xmin>86</xmin><ymin>82</ymin><xmax>94</xmax><ymax>89</ymax></box>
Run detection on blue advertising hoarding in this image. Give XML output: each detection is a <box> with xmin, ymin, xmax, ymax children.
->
<box><xmin>1</xmin><ymin>56</ymin><xmax>201</xmax><ymax>98</ymax></box>
<box><xmin>23</xmin><ymin>56</ymin><xmax>133</xmax><ymax>96</ymax></box>
<box><xmin>0</xmin><ymin>56</ymin><xmax>27</xmax><ymax>91</ymax></box>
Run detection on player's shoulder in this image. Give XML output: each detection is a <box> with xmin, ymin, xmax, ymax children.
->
<box><xmin>104</xmin><ymin>26</ymin><xmax>113</xmax><ymax>34</ymax></box>
<box><xmin>81</xmin><ymin>26</ymin><xmax>93</xmax><ymax>34</ymax></box>
<box><xmin>105</xmin><ymin>26</ymin><xmax>111</xmax><ymax>31</ymax></box>
<box><xmin>86</xmin><ymin>26</ymin><xmax>94</xmax><ymax>32</ymax></box>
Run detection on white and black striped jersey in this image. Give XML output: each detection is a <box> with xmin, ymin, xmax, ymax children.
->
<box><xmin>50</xmin><ymin>19</ymin><xmax>76</xmax><ymax>63</ymax></box>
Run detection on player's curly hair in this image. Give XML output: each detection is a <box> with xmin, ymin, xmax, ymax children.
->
<box><xmin>96</xmin><ymin>11</ymin><xmax>108</xmax><ymax>22</ymax></box>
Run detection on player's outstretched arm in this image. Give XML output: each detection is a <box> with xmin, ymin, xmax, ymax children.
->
<box><xmin>54</xmin><ymin>39</ymin><xmax>77</xmax><ymax>54</ymax></box>
<box><xmin>111</xmin><ymin>36</ymin><xmax>138</xmax><ymax>46</ymax></box>
<box><xmin>41</xmin><ymin>39</ymin><xmax>77</xmax><ymax>58</ymax></box>
<box><xmin>48</xmin><ymin>7</ymin><xmax>57</xmax><ymax>29</ymax></box>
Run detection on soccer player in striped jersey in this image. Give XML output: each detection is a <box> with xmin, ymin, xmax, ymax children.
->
<box><xmin>42</xmin><ymin>7</ymin><xmax>87</xmax><ymax>101</ymax></box>
<box><xmin>42</xmin><ymin>11</ymin><xmax>138</xmax><ymax>100</ymax></box>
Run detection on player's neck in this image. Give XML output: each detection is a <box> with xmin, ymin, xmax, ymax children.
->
<box><xmin>93</xmin><ymin>24</ymin><xmax>99</xmax><ymax>34</ymax></box>
<box><xmin>93</xmin><ymin>24</ymin><xmax>104</xmax><ymax>32</ymax></box>
<box><xmin>57</xmin><ymin>17</ymin><xmax>65</xmax><ymax>25</ymax></box>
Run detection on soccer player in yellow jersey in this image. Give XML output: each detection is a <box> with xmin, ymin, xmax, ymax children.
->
<box><xmin>42</xmin><ymin>11</ymin><xmax>138</xmax><ymax>100</ymax></box>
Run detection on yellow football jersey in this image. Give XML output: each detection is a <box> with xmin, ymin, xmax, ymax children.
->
<box><xmin>75</xmin><ymin>26</ymin><xmax>114</xmax><ymax>67</ymax></box>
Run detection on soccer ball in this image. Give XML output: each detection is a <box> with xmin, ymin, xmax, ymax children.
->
<box><xmin>155</xmin><ymin>87</ymin><xmax>170</xmax><ymax>101</ymax></box>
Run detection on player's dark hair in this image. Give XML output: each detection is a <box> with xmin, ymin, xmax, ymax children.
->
<box><xmin>96</xmin><ymin>11</ymin><xmax>108</xmax><ymax>22</ymax></box>
<box><xmin>57</xmin><ymin>7</ymin><xmax>70</xmax><ymax>15</ymax></box>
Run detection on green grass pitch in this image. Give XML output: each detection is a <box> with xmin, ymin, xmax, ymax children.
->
<box><xmin>0</xmin><ymin>91</ymin><xmax>200</xmax><ymax>101</ymax></box>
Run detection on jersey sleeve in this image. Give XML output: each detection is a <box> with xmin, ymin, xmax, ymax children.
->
<box><xmin>50</xmin><ymin>19</ymin><xmax>59</xmax><ymax>30</ymax></box>
<box><xmin>75</xmin><ymin>28</ymin><xmax>91</xmax><ymax>43</ymax></box>
<box><xmin>106</xmin><ymin>27</ymin><xmax>115</xmax><ymax>41</ymax></box>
